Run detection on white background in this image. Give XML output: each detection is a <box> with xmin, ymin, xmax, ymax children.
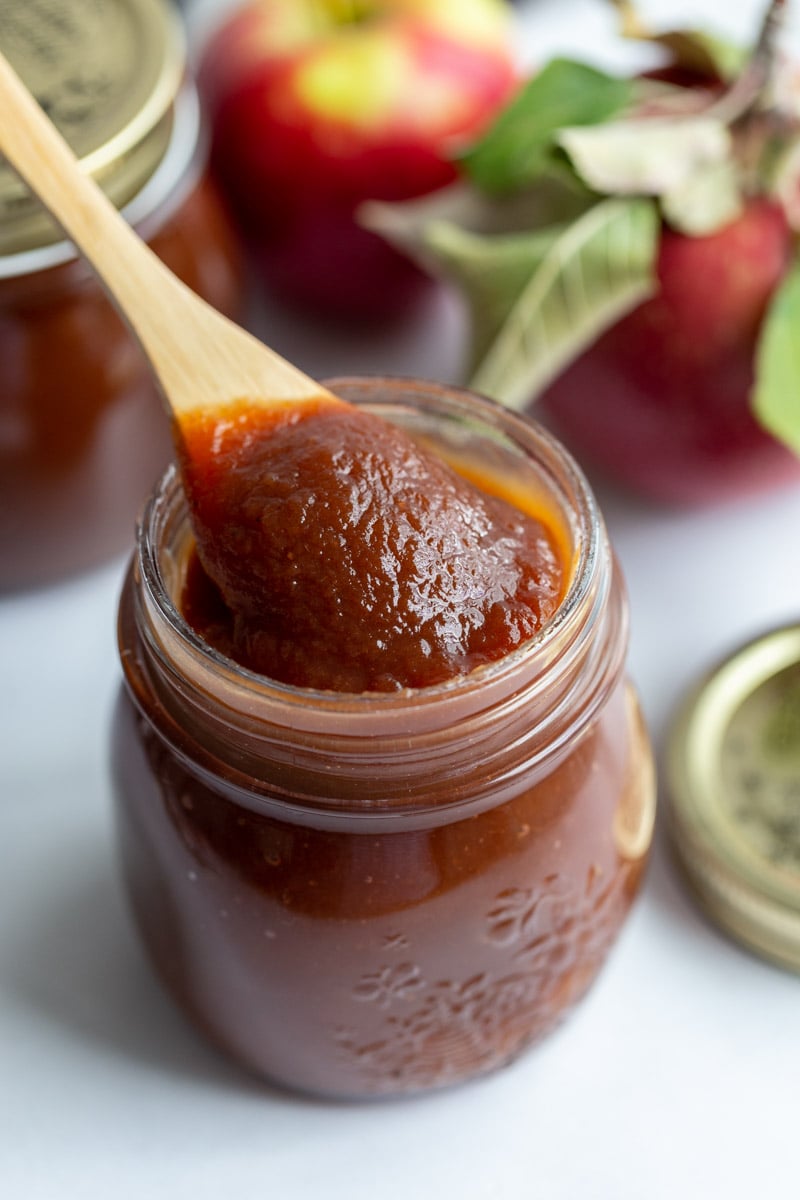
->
<box><xmin>3</xmin><ymin>1</ymin><xmax>800</xmax><ymax>1197</ymax></box>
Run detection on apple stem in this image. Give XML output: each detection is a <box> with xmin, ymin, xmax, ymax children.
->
<box><xmin>316</xmin><ymin>0</ymin><xmax>369</xmax><ymax>25</ymax></box>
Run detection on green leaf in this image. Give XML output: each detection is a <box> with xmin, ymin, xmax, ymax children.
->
<box><xmin>558</xmin><ymin>116</ymin><xmax>731</xmax><ymax>197</ymax></box>
<box><xmin>752</xmin><ymin>261</ymin><xmax>800</xmax><ymax>455</ymax></box>
<box><xmin>460</xmin><ymin>59</ymin><xmax>634</xmax><ymax>195</ymax></box>
<box><xmin>609</xmin><ymin>1</ymin><xmax>745</xmax><ymax>81</ymax></box>
<box><xmin>422</xmin><ymin>221</ymin><xmax>567</xmax><ymax>369</ymax></box>
<box><xmin>468</xmin><ymin>197</ymin><xmax>659</xmax><ymax>410</ymax></box>
<box><xmin>654</xmin><ymin>30</ymin><xmax>746</xmax><ymax>82</ymax></box>
<box><xmin>359</xmin><ymin>167</ymin><xmax>594</xmax><ymax>265</ymax></box>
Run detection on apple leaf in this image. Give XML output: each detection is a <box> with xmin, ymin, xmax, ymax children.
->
<box><xmin>468</xmin><ymin>197</ymin><xmax>659</xmax><ymax>410</ymax></box>
<box><xmin>652</xmin><ymin>30</ymin><xmax>747</xmax><ymax>82</ymax></box>
<box><xmin>609</xmin><ymin>0</ymin><xmax>745</xmax><ymax>81</ymax></box>
<box><xmin>558</xmin><ymin>116</ymin><xmax>731</xmax><ymax>197</ymax></box>
<box><xmin>359</xmin><ymin>166</ymin><xmax>594</xmax><ymax>261</ymax></box>
<box><xmin>660</xmin><ymin>157</ymin><xmax>742</xmax><ymax>235</ymax></box>
<box><xmin>421</xmin><ymin>221</ymin><xmax>567</xmax><ymax>369</ymax></box>
<box><xmin>460</xmin><ymin>59</ymin><xmax>634</xmax><ymax>195</ymax></box>
<box><xmin>752</xmin><ymin>261</ymin><xmax>800</xmax><ymax>455</ymax></box>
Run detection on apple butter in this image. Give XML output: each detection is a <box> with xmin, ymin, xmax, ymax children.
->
<box><xmin>177</xmin><ymin>399</ymin><xmax>564</xmax><ymax>691</ymax></box>
<box><xmin>112</xmin><ymin>377</ymin><xmax>655</xmax><ymax>1097</ymax></box>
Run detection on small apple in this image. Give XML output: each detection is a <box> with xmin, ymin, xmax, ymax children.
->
<box><xmin>536</xmin><ymin>21</ymin><xmax>800</xmax><ymax>505</ymax></box>
<box><xmin>199</xmin><ymin>0</ymin><xmax>516</xmax><ymax>321</ymax></box>
<box><xmin>540</xmin><ymin>197</ymin><xmax>800</xmax><ymax>505</ymax></box>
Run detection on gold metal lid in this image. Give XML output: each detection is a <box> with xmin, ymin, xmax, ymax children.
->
<box><xmin>668</xmin><ymin>623</ymin><xmax>800</xmax><ymax>971</ymax></box>
<box><xmin>0</xmin><ymin>0</ymin><xmax>185</xmax><ymax>255</ymax></box>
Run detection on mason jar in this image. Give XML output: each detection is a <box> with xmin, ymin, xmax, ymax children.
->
<box><xmin>111</xmin><ymin>377</ymin><xmax>656</xmax><ymax>1098</ymax></box>
<box><xmin>0</xmin><ymin>0</ymin><xmax>243</xmax><ymax>590</ymax></box>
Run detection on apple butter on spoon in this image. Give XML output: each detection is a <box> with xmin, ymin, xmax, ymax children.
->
<box><xmin>0</xmin><ymin>49</ymin><xmax>564</xmax><ymax>692</ymax></box>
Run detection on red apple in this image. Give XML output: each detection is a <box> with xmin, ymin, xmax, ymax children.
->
<box><xmin>541</xmin><ymin>198</ymin><xmax>800</xmax><ymax>506</ymax></box>
<box><xmin>199</xmin><ymin>0</ymin><xmax>516</xmax><ymax>321</ymax></box>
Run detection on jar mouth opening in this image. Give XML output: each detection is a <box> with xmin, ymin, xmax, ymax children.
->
<box><xmin>137</xmin><ymin>378</ymin><xmax>602</xmax><ymax>723</ymax></box>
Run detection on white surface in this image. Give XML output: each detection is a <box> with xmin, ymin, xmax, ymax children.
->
<box><xmin>3</xmin><ymin>1</ymin><xmax>800</xmax><ymax>1196</ymax></box>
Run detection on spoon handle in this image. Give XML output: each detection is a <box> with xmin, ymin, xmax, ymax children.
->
<box><xmin>0</xmin><ymin>50</ymin><xmax>327</xmax><ymax>416</ymax></box>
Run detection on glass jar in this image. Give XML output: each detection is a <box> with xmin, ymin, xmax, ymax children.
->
<box><xmin>0</xmin><ymin>0</ymin><xmax>243</xmax><ymax>590</ymax></box>
<box><xmin>111</xmin><ymin>378</ymin><xmax>656</xmax><ymax>1098</ymax></box>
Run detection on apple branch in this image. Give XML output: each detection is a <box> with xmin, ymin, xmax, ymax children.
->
<box><xmin>709</xmin><ymin>0</ymin><xmax>788</xmax><ymax>125</ymax></box>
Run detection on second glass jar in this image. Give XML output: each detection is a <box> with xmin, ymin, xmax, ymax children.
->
<box><xmin>0</xmin><ymin>0</ymin><xmax>243</xmax><ymax>590</ymax></box>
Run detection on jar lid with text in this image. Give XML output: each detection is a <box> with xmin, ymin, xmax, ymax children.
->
<box><xmin>668</xmin><ymin>623</ymin><xmax>800</xmax><ymax>972</ymax></box>
<box><xmin>0</xmin><ymin>0</ymin><xmax>184</xmax><ymax>255</ymax></box>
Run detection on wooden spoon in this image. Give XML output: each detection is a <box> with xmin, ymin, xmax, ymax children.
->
<box><xmin>0</xmin><ymin>49</ymin><xmax>344</xmax><ymax>422</ymax></box>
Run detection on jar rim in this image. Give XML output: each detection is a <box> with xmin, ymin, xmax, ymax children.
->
<box><xmin>135</xmin><ymin>377</ymin><xmax>606</xmax><ymax>734</ymax></box>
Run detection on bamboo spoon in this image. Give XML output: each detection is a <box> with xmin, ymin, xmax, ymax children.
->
<box><xmin>0</xmin><ymin>49</ymin><xmax>344</xmax><ymax>422</ymax></box>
